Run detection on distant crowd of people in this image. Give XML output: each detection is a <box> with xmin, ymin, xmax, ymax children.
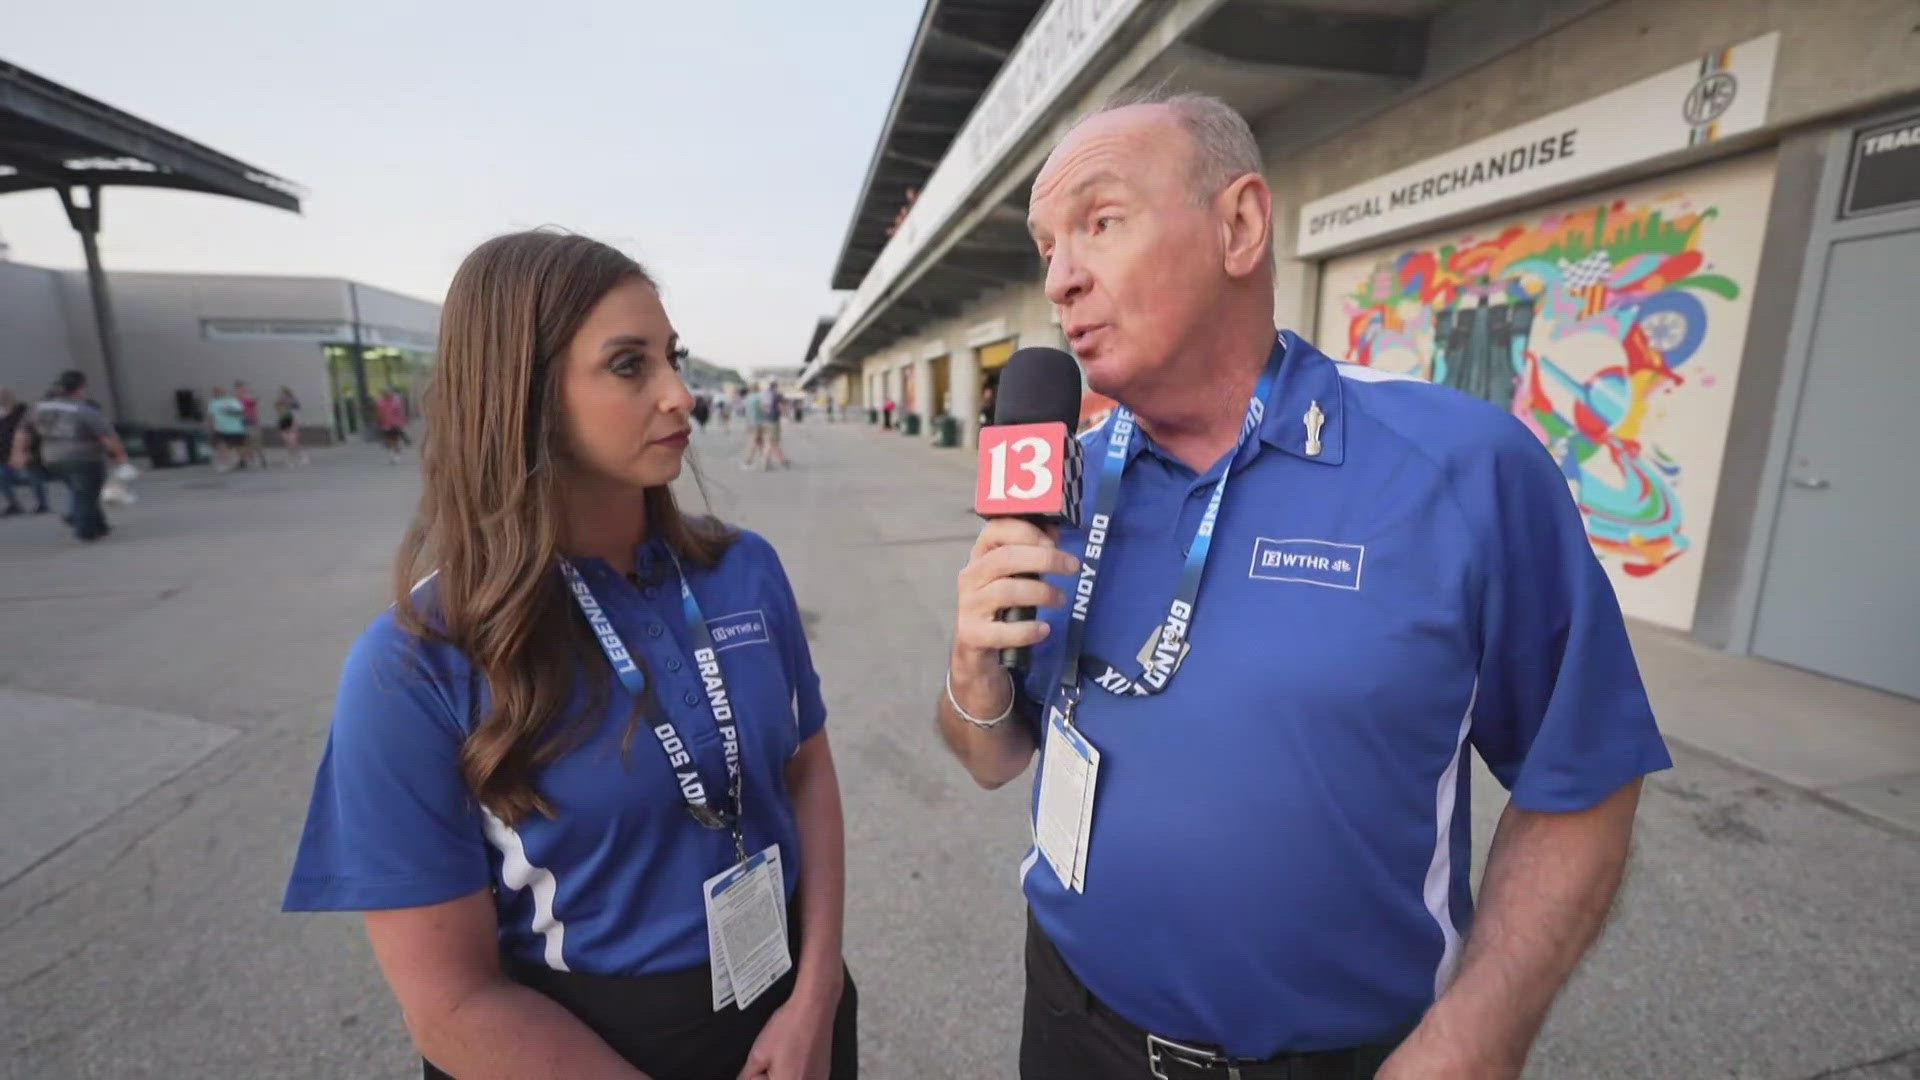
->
<box><xmin>2</xmin><ymin>369</ymin><xmax>422</xmax><ymax>546</ymax></box>
<box><xmin>200</xmin><ymin>379</ymin><xmax>312</xmax><ymax>471</ymax></box>
<box><xmin>688</xmin><ymin>381</ymin><xmax>803</xmax><ymax>471</ymax></box>
<box><xmin>193</xmin><ymin>379</ymin><xmax>411</xmax><ymax>470</ymax></box>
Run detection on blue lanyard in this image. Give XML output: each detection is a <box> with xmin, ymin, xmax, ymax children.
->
<box><xmin>561</xmin><ymin>552</ymin><xmax>745</xmax><ymax>861</ymax></box>
<box><xmin>1051</xmin><ymin>350</ymin><xmax>1282</xmax><ymax>718</ymax></box>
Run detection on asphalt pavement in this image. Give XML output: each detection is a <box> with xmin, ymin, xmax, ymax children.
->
<box><xmin>1</xmin><ymin>419</ymin><xmax>1915</xmax><ymax>1079</ymax></box>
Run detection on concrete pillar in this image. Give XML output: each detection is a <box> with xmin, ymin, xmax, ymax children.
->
<box><xmin>912</xmin><ymin>357</ymin><xmax>934</xmax><ymax>438</ymax></box>
<box><xmin>951</xmin><ymin>346</ymin><xmax>982</xmax><ymax>448</ymax></box>
<box><xmin>883</xmin><ymin>365</ymin><xmax>901</xmax><ymax>427</ymax></box>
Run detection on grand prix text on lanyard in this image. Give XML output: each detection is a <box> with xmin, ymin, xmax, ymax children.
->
<box><xmin>1030</xmin><ymin>351</ymin><xmax>1280</xmax><ymax>894</ymax></box>
<box><xmin>560</xmin><ymin>553</ymin><xmax>792</xmax><ymax>1010</ymax></box>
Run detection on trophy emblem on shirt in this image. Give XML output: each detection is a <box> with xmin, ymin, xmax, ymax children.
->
<box><xmin>1304</xmin><ymin>400</ymin><xmax>1326</xmax><ymax>457</ymax></box>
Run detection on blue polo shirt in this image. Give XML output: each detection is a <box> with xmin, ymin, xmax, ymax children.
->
<box><xmin>1019</xmin><ymin>332</ymin><xmax>1670</xmax><ymax>1057</ymax></box>
<box><xmin>284</xmin><ymin>529</ymin><xmax>826</xmax><ymax>976</ymax></box>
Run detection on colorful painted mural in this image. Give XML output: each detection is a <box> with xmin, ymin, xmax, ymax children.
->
<box><xmin>1317</xmin><ymin>153</ymin><xmax>1776</xmax><ymax>630</ymax></box>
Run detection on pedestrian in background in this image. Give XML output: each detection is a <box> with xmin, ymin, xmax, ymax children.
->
<box><xmin>11</xmin><ymin>370</ymin><xmax>128</xmax><ymax>542</ymax></box>
<box><xmin>760</xmin><ymin>382</ymin><xmax>790</xmax><ymax>470</ymax></box>
<box><xmin>940</xmin><ymin>92</ymin><xmax>1669</xmax><ymax>1080</ymax></box>
<box><xmin>284</xmin><ymin>230</ymin><xmax>854</xmax><ymax>1080</ymax></box>
<box><xmin>741</xmin><ymin>383</ymin><xmax>768</xmax><ymax>470</ymax></box>
<box><xmin>235</xmin><ymin>379</ymin><xmax>269</xmax><ymax>469</ymax></box>
<box><xmin>376</xmin><ymin>387</ymin><xmax>412</xmax><ymax>464</ymax></box>
<box><xmin>0</xmin><ymin>387</ymin><xmax>51</xmax><ymax>517</ymax></box>
<box><xmin>206</xmin><ymin>385</ymin><xmax>249</xmax><ymax>471</ymax></box>
<box><xmin>275</xmin><ymin>386</ymin><xmax>310</xmax><ymax>466</ymax></box>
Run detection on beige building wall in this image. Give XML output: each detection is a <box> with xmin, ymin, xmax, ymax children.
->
<box><xmin>852</xmin><ymin>280</ymin><xmax>1055</xmax><ymax>446</ymax></box>
<box><xmin>1251</xmin><ymin>0</ymin><xmax>1920</xmax><ymax>634</ymax></box>
<box><xmin>1262</xmin><ymin>0</ymin><xmax>1920</xmax><ymax>274</ymax></box>
<box><xmin>0</xmin><ymin>262</ymin><xmax>99</xmax><ymax>410</ymax></box>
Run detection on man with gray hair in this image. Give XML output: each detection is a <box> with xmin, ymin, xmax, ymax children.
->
<box><xmin>937</xmin><ymin>92</ymin><xmax>1669</xmax><ymax>1078</ymax></box>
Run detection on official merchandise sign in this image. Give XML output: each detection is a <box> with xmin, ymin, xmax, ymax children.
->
<box><xmin>1297</xmin><ymin>32</ymin><xmax>1780</xmax><ymax>257</ymax></box>
<box><xmin>1843</xmin><ymin>112</ymin><xmax>1920</xmax><ymax>217</ymax></box>
<box><xmin>365</xmin><ymin>325</ymin><xmax>439</xmax><ymax>351</ymax></box>
<box><xmin>202</xmin><ymin>319</ymin><xmax>355</xmax><ymax>341</ymax></box>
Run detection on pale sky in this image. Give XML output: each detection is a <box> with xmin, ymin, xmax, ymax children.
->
<box><xmin>0</xmin><ymin>0</ymin><xmax>922</xmax><ymax>372</ymax></box>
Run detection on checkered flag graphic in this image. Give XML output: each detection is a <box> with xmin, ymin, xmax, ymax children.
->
<box><xmin>1557</xmin><ymin>251</ymin><xmax>1613</xmax><ymax>291</ymax></box>
<box><xmin>1061</xmin><ymin>435</ymin><xmax>1086</xmax><ymax>529</ymax></box>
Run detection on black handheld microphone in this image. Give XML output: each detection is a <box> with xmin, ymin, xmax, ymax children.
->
<box><xmin>973</xmin><ymin>347</ymin><xmax>1084</xmax><ymax>672</ymax></box>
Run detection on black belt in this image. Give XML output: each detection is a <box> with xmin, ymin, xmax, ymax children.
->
<box><xmin>1143</xmin><ymin>1030</ymin><xmax>1388</xmax><ymax>1080</ymax></box>
<box><xmin>1134</xmin><ymin>1014</ymin><xmax>1398</xmax><ymax>1080</ymax></box>
<box><xmin>1028</xmin><ymin>911</ymin><xmax>1405</xmax><ymax>1080</ymax></box>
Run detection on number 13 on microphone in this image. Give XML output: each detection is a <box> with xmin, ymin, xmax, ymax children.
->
<box><xmin>975</xmin><ymin>422</ymin><xmax>1077</xmax><ymax>521</ymax></box>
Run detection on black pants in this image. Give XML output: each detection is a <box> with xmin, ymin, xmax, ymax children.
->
<box><xmin>45</xmin><ymin>459</ymin><xmax>107</xmax><ymax>540</ymax></box>
<box><xmin>1020</xmin><ymin>913</ymin><xmax>1401</xmax><ymax>1080</ymax></box>
<box><xmin>423</xmin><ymin>960</ymin><xmax>857</xmax><ymax>1080</ymax></box>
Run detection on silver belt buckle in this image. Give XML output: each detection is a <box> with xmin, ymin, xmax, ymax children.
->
<box><xmin>1147</xmin><ymin>1033</ymin><xmax>1240</xmax><ymax>1080</ymax></box>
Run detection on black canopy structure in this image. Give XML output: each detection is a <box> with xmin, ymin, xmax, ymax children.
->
<box><xmin>0</xmin><ymin>58</ymin><xmax>303</xmax><ymax>412</ymax></box>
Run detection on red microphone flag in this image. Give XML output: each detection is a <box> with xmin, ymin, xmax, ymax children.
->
<box><xmin>974</xmin><ymin>421</ymin><xmax>1081</xmax><ymax>523</ymax></box>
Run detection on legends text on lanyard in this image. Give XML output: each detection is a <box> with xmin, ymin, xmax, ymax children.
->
<box><xmin>561</xmin><ymin>556</ymin><xmax>746</xmax><ymax>861</ymax></box>
<box><xmin>1051</xmin><ymin>351</ymin><xmax>1282</xmax><ymax>718</ymax></box>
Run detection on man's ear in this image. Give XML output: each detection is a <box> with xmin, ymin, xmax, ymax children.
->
<box><xmin>1218</xmin><ymin>173</ymin><xmax>1273</xmax><ymax>280</ymax></box>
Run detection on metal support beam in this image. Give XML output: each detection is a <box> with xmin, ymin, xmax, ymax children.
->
<box><xmin>905</xmin><ymin>79</ymin><xmax>994</xmax><ymax>104</ymax></box>
<box><xmin>1185</xmin><ymin>5</ymin><xmax>1426</xmax><ymax>79</ymax></box>
<box><xmin>56</xmin><ymin>184</ymin><xmax>127</xmax><ymax>417</ymax></box>
<box><xmin>892</xmin><ymin>119</ymin><xmax>967</xmax><ymax>136</ymax></box>
<box><xmin>867</xmin><ymin>312</ymin><xmax>925</xmax><ymax>338</ymax></box>
<box><xmin>928</xmin><ymin>25</ymin><xmax>1010</xmax><ymax>63</ymax></box>
<box><xmin>0</xmin><ymin>64</ymin><xmax>301</xmax><ymax>210</ymax></box>
<box><xmin>928</xmin><ymin>260</ymin><xmax>1012</xmax><ymax>288</ymax></box>
<box><xmin>894</xmin><ymin>296</ymin><xmax>961</xmax><ymax>320</ymax></box>
<box><xmin>883</xmin><ymin>145</ymin><xmax>941</xmax><ymax>171</ymax></box>
<box><xmin>889</xmin><ymin>131</ymin><xmax>957</xmax><ymax>162</ymax></box>
<box><xmin>346</xmin><ymin>282</ymin><xmax>375</xmax><ymax>441</ymax></box>
<box><xmin>874</xmin><ymin>161</ymin><xmax>931</xmax><ymax>186</ymax></box>
<box><xmin>946</xmin><ymin>249</ymin><xmax>1038</xmax><ymax>281</ymax></box>
<box><xmin>952</xmin><ymin>233</ymin><xmax>1035</xmax><ymax>256</ymax></box>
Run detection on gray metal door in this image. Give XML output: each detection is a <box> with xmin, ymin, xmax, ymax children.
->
<box><xmin>1751</xmin><ymin>228</ymin><xmax>1920</xmax><ymax>698</ymax></box>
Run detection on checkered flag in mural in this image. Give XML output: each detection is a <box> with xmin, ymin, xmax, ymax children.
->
<box><xmin>1557</xmin><ymin>251</ymin><xmax>1614</xmax><ymax>319</ymax></box>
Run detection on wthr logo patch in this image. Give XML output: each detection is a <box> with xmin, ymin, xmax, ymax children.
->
<box><xmin>707</xmin><ymin>609</ymin><xmax>770</xmax><ymax>651</ymax></box>
<box><xmin>1249</xmin><ymin>538</ymin><xmax>1364</xmax><ymax>591</ymax></box>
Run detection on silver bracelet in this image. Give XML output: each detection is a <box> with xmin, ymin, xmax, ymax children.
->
<box><xmin>946</xmin><ymin>666</ymin><xmax>1016</xmax><ymax>729</ymax></box>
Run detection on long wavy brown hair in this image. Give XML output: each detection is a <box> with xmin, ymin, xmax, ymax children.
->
<box><xmin>394</xmin><ymin>230</ymin><xmax>732</xmax><ymax>825</ymax></box>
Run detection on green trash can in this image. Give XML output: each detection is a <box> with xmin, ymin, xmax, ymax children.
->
<box><xmin>144</xmin><ymin>427</ymin><xmax>178</xmax><ymax>468</ymax></box>
<box><xmin>933</xmin><ymin>415</ymin><xmax>960</xmax><ymax>448</ymax></box>
<box><xmin>902</xmin><ymin>413</ymin><xmax>921</xmax><ymax>436</ymax></box>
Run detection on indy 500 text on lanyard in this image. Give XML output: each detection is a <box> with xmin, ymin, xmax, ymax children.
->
<box><xmin>560</xmin><ymin>553</ymin><xmax>792</xmax><ymax>1010</ymax></box>
<box><xmin>1031</xmin><ymin>350</ymin><xmax>1284</xmax><ymax>894</ymax></box>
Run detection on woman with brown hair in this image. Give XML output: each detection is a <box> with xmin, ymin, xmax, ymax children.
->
<box><xmin>285</xmin><ymin>230</ymin><xmax>854</xmax><ymax>1079</ymax></box>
